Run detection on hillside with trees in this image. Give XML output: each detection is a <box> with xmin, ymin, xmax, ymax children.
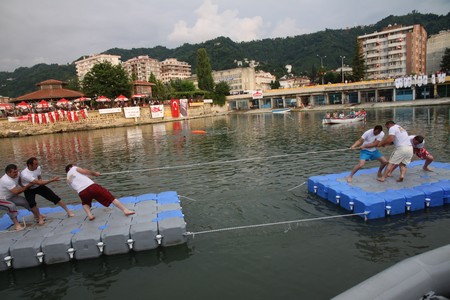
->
<box><xmin>0</xmin><ymin>11</ymin><xmax>449</xmax><ymax>98</ymax></box>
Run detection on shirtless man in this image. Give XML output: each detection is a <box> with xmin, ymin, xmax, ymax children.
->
<box><xmin>65</xmin><ymin>164</ymin><xmax>134</xmax><ymax>220</ymax></box>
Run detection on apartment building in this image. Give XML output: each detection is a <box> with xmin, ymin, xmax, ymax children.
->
<box><xmin>426</xmin><ymin>30</ymin><xmax>450</xmax><ymax>74</ymax></box>
<box><xmin>358</xmin><ymin>24</ymin><xmax>427</xmax><ymax>79</ymax></box>
<box><xmin>255</xmin><ymin>70</ymin><xmax>276</xmax><ymax>91</ymax></box>
<box><xmin>212</xmin><ymin>67</ymin><xmax>257</xmax><ymax>94</ymax></box>
<box><xmin>159</xmin><ymin>58</ymin><xmax>191</xmax><ymax>83</ymax></box>
<box><xmin>75</xmin><ymin>54</ymin><xmax>122</xmax><ymax>80</ymax></box>
<box><xmin>122</xmin><ymin>55</ymin><xmax>161</xmax><ymax>82</ymax></box>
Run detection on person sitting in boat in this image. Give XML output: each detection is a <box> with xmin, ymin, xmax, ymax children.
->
<box><xmin>348</xmin><ymin>109</ymin><xmax>356</xmax><ymax>118</ymax></box>
<box><xmin>325</xmin><ymin>112</ymin><xmax>331</xmax><ymax>119</ymax></box>
<box><xmin>339</xmin><ymin>111</ymin><xmax>345</xmax><ymax>118</ymax></box>
<box><xmin>332</xmin><ymin>111</ymin><xmax>339</xmax><ymax>118</ymax></box>
<box><xmin>357</xmin><ymin>108</ymin><xmax>367</xmax><ymax>117</ymax></box>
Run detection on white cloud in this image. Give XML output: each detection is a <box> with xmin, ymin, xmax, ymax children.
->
<box><xmin>168</xmin><ymin>0</ymin><xmax>264</xmax><ymax>43</ymax></box>
<box><xmin>270</xmin><ymin>17</ymin><xmax>309</xmax><ymax>38</ymax></box>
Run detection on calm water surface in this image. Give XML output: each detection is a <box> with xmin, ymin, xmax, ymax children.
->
<box><xmin>0</xmin><ymin>105</ymin><xmax>449</xmax><ymax>299</ymax></box>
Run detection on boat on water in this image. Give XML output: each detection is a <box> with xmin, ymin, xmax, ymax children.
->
<box><xmin>322</xmin><ymin>114</ymin><xmax>365</xmax><ymax>125</ymax></box>
<box><xmin>272</xmin><ymin>108</ymin><xmax>291</xmax><ymax>114</ymax></box>
<box><xmin>332</xmin><ymin>244</ymin><xmax>450</xmax><ymax>300</ymax></box>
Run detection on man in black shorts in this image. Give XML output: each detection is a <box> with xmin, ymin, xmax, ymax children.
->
<box><xmin>21</xmin><ymin>157</ymin><xmax>74</xmax><ymax>217</ymax></box>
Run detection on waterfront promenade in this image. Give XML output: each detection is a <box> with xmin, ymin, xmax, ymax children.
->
<box><xmin>1</xmin><ymin>98</ymin><xmax>449</xmax><ymax>138</ymax></box>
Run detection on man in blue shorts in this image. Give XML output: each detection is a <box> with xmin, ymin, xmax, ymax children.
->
<box><xmin>347</xmin><ymin>125</ymin><xmax>388</xmax><ymax>183</ymax></box>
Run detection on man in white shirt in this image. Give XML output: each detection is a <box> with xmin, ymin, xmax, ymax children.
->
<box><xmin>347</xmin><ymin>125</ymin><xmax>388</xmax><ymax>183</ymax></box>
<box><xmin>377</xmin><ymin>121</ymin><xmax>413</xmax><ymax>182</ymax></box>
<box><xmin>65</xmin><ymin>164</ymin><xmax>134</xmax><ymax>220</ymax></box>
<box><xmin>0</xmin><ymin>164</ymin><xmax>41</xmax><ymax>230</ymax></box>
<box><xmin>21</xmin><ymin>157</ymin><xmax>74</xmax><ymax>218</ymax></box>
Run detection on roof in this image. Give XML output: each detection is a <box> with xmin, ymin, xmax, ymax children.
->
<box><xmin>132</xmin><ymin>80</ymin><xmax>155</xmax><ymax>86</ymax></box>
<box><xmin>13</xmin><ymin>88</ymin><xmax>84</xmax><ymax>102</ymax></box>
<box><xmin>37</xmin><ymin>79</ymin><xmax>68</xmax><ymax>86</ymax></box>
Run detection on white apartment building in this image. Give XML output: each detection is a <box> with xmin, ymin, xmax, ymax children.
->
<box><xmin>255</xmin><ymin>70</ymin><xmax>276</xmax><ymax>91</ymax></box>
<box><xmin>212</xmin><ymin>67</ymin><xmax>257</xmax><ymax>94</ymax></box>
<box><xmin>75</xmin><ymin>54</ymin><xmax>122</xmax><ymax>80</ymax></box>
<box><xmin>358</xmin><ymin>24</ymin><xmax>427</xmax><ymax>80</ymax></box>
<box><xmin>122</xmin><ymin>55</ymin><xmax>161</xmax><ymax>82</ymax></box>
<box><xmin>160</xmin><ymin>58</ymin><xmax>191</xmax><ymax>83</ymax></box>
<box><xmin>426</xmin><ymin>30</ymin><xmax>450</xmax><ymax>74</ymax></box>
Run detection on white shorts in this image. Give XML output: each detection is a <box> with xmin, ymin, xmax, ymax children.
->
<box><xmin>389</xmin><ymin>145</ymin><xmax>413</xmax><ymax>165</ymax></box>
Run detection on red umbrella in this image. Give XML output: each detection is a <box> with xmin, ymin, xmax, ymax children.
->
<box><xmin>0</xmin><ymin>103</ymin><xmax>13</xmax><ymax>110</ymax></box>
<box><xmin>96</xmin><ymin>95</ymin><xmax>111</xmax><ymax>102</ymax></box>
<box><xmin>56</xmin><ymin>98</ymin><xmax>71</xmax><ymax>106</ymax></box>
<box><xmin>114</xmin><ymin>94</ymin><xmax>129</xmax><ymax>102</ymax></box>
<box><xmin>17</xmin><ymin>101</ymin><xmax>31</xmax><ymax>109</ymax></box>
<box><xmin>36</xmin><ymin>100</ymin><xmax>50</xmax><ymax>109</ymax></box>
<box><xmin>74</xmin><ymin>96</ymin><xmax>91</xmax><ymax>103</ymax></box>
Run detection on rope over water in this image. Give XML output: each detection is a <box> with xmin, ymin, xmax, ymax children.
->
<box><xmin>184</xmin><ymin>211</ymin><xmax>369</xmax><ymax>237</ymax></box>
<box><xmin>101</xmin><ymin>148</ymin><xmax>351</xmax><ymax>175</ymax></box>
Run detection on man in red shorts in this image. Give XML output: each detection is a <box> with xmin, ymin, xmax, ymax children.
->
<box><xmin>410</xmin><ymin>135</ymin><xmax>434</xmax><ymax>171</ymax></box>
<box><xmin>65</xmin><ymin>164</ymin><xmax>134</xmax><ymax>220</ymax></box>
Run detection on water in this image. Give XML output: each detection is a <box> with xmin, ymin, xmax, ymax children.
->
<box><xmin>0</xmin><ymin>105</ymin><xmax>449</xmax><ymax>299</ymax></box>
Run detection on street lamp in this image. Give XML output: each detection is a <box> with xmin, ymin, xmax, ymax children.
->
<box><xmin>317</xmin><ymin>54</ymin><xmax>326</xmax><ymax>84</ymax></box>
<box><xmin>340</xmin><ymin>55</ymin><xmax>346</xmax><ymax>83</ymax></box>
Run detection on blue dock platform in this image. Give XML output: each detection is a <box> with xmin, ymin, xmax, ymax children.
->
<box><xmin>0</xmin><ymin>191</ymin><xmax>187</xmax><ymax>271</ymax></box>
<box><xmin>308</xmin><ymin>161</ymin><xmax>450</xmax><ymax>220</ymax></box>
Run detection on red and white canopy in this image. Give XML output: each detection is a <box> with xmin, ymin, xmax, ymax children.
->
<box><xmin>96</xmin><ymin>95</ymin><xmax>111</xmax><ymax>102</ymax></box>
<box><xmin>0</xmin><ymin>103</ymin><xmax>13</xmax><ymax>110</ymax></box>
<box><xmin>114</xmin><ymin>94</ymin><xmax>129</xmax><ymax>102</ymax></box>
<box><xmin>74</xmin><ymin>96</ymin><xmax>91</xmax><ymax>103</ymax></box>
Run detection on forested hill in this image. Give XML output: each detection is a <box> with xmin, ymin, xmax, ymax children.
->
<box><xmin>1</xmin><ymin>11</ymin><xmax>449</xmax><ymax>98</ymax></box>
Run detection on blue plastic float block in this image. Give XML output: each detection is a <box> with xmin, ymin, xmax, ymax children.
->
<box><xmin>0</xmin><ymin>231</ymin><xmax>27</xmax><ymax>271</ymax></box>
<box><xmin>136</xmin><ymin>193</ymin><xmax>157</xmax><ymax>202</ymax></box>
<box><xmin>156</xmin><ymin>210</ymin><xmax>187</xmax><ymax>247</ymax></box>
<box><xmin>41</xmin><ymin>232</ymin><xmax>73</xmax><ymax>265</ymax></box>
<box><xmin>132</xmin><ymin>200</ymin><xmax>157</xmax><ymax>224</ymax></box>
<box><xmin>354</xmin><ymin>194</ymin><xmax>387</xmax><ymax>220</ymax></box>
<box><xmin>307</xmin><ymin>175</ymin><xmax>328</xmax><ymax>193</ymax></box>
<box><xmin>327</xmin><ymin>184</ymin><xmax>354</xmax><ymax>205</ymax></box>
<box><xmin>376</xmin><ymin>191</ymin><xmax>407</xmax><ymax>216</ymax></box>
<box><xmin>118</xmin><ymin>196</ymin><xmax>137</xmax><ymax>204</ymax></box>
<box><xmin>315</xmin><ymin>179</ymin><xmax>334</xmax><ymax>199</ymax></box>
<box><xmin>157</xmin><ymin>191</ymin><xmax>180</xmax><ymax>204</ymax></box>
<box><xmin>415</xmin><ymin>185</ymin><xmax>444</xmax><ymax>207</ymax></box>
<box><xmin>430</xmin><ymin>180</ymin><xmax>450</xmax><ymax>204</ymax></box>
<box><xmin>339</xmin><ymin>189</ymin><xmax>367</xmax><ymax>211</ymax></box>
<box><xmin>400</xmin><ymin>188</ymin><xmax>426</xmax><ymax>211</ymax></box>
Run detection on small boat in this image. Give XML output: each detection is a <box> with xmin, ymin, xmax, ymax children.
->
<box><xmin>272</xmin><ymin>108</ymin><xmax>291</xmax><ymax>114</ymax></box>
<box><xmin>322</xmin><ymin>114</ymin><xmax>365</xmax><ymax>125</ymax></box>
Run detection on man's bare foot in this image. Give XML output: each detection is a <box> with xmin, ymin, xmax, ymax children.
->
<box><xmin>88</xmin><ymin>215</ymin><xmax>95</xmax><ymax>221</ymax></box>
<box><xmin>396</xmin><ymin>177</ymin><xmax>404</xmax><ymax>182</ymax></box>
<box><xmin>67</xmin><ymin>212</ymin><xmax>75</xmax><ymax>217</ymax></box>
<box><xmin>14</xmin><ymin>225</ymin><xmax>25</xmax><ymax>231</ymax></box>
<box><xmin>346</xmin><ymin>176</ymin><xmax>353</xmax><ymax>183</ymax></box>
<box><xmin>124</xmin><ymin>210</ymin><xmax>135</xmax><ymax>216</ymax></box>
<box><xmin>423</xmin><ymin>167</ymin><xmax>433</xmax><ymax>172</ymax></box>
<box><xmin>37</xmin><ymin>217</ymin><xmax>45</xmax><ymax>225</ymax></box>
<box><xmin>377</xmin><ymin>177</ymin><xmax>385</xmax><ymax>182</ymax></box>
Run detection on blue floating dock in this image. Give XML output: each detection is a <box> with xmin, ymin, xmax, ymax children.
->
<box><xmin>308</xmin><ymin>161</ymin><xmax>450</xmax><ymax>220</ymax></box>
<box><xmin>0</xmin><ymin>191</ymin><xmax>187</xmax><ymax>271</ymax></box>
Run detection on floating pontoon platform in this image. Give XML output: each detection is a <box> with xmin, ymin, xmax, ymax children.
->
<box><xmin>0</xmin><ymin>191</ymin><xmax>186</xmax><ymax>271</ymax></box>
<box><xmin>308</xmin><ymin>161</ymin><xmax>450</xmax><ymax>220</ymax></box>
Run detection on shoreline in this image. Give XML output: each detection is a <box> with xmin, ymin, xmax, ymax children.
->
<box><xmin>1</xmin><ymin>98</ymin><xmax>449</xmax><ymax>138</ymax></box>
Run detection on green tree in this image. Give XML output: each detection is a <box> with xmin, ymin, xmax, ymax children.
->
<box><xmin>351</xmin><ymin>38</ymin><xmax>366</xmax><ymax>81</ymax></box>
<box><xmin>270</xmin><ymin>80</ymin><xmax>281</xmax><ymax>89</ymax></box>
<box><xmin>81</xmin><ymin>62</ymin><xmax>131</xmax><ymax>98</ymax></box>
<box><xmin>213</xmin><ymin>81</ymin><xmax>230</xmax><ymax>105</ymax></box>
<box><xmin>148</xmin><ymin>73</ymin><xmax>167</xmax><ymax>100</ymax></box>
<box><xmin>197</xmin><ymin>48</ymin><xmax>214</xmax><ymax>91</ymax></box>
<box><xmin>440</xmin><ymin>48</ymin><xmax>450</xmax><ymax>73</ymax></box>
<box><xmin>170</xmin><ymin>79</ymin><xmax>195</xmax><ymax>92</ymax></box>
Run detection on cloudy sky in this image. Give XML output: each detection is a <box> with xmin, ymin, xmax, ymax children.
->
<box><xmin>0</xmin><ymin>0</ymin><xmax>449</xmax><ymax>72</ymax></box>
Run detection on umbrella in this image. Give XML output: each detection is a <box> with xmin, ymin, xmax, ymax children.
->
<box><xmin>36</xmin><ymin>100</ymin><xmax>51</xmax><ymax>109</ymax></box>
<box><xmin>96</xmin><ymin>95</ymin><xmax>111</xmax><ymax>102</ymax></box>
<box><xmin>57</xmin><ymin>98</ymin><xmax>71</xmax><ymax>106</ymax></box>
<box><xmin>16</xmin><ymin>101</ymin><xmax>31</xmax><ymax>109</ymax></box>
<box><xmin>0</xmin><ymin>103</ymin><xmax>13</xmax><ymax>110</ymax></box>
<box><xmin>74</xmin><ymin>96</ymin><xmax>91</xmax><ymax>103</ymax></box>
<box><xmin>114</xmin><ymin>94</ymin><xmax>129</xmax><ymax>102</ymax></box>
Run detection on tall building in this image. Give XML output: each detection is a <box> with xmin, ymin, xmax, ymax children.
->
<box><xmin>358</xmin><ymin>24</ymin><xmax>427</xmax><ymax>79</ymax></box>
<box><xmin>122</xmin><ymin>55</ymin><xmax>161</xmax><ymax>82</ymax></box>
<box><xmin>75</xmin><ymin>54</ymin><xmax>121</xmax><ymax>80</ymax></box>
<box><xmin>159</xmin><ymin>58</ymin><xmax>191</xmax><ymax>83</ymax></box>
<box><xmin>426</xmin><ymin>30</ymin><xmax>450</xmax><ymax>74</ymax></box>
<box><xmin>212</xmin><ymin>67</ymin><xmax>257</xmax><ymax>94</ymax></box>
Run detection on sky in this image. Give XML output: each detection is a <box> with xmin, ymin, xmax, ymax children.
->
<box><xmin>0</xmin><ymin>0</ymin><xmax>449</xmax><ymax>72</ymax></box>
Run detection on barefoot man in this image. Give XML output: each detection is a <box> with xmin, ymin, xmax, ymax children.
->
<box><xmin>377</xmin><ymin>121</ymin><xmax>413</xmax><ymax>183</ymax></box>
<box><xmin>21</xmin><ymin>157</ymin><xmax>74</xmax><ymax>218</ymax></box>
<box><xmin>0</xmin><ymin>164</ymin><xmax>43</xmax><ymax>230</ymax></box>
<box><xmin>347</xmin><ymin>125</ymin><xmax>388</xmax><ymax>183</ymax></box>
<box><xmin>65</xmin><ymin>164</ymin><xmax>134</xmax><ymax>220</ymax></box>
